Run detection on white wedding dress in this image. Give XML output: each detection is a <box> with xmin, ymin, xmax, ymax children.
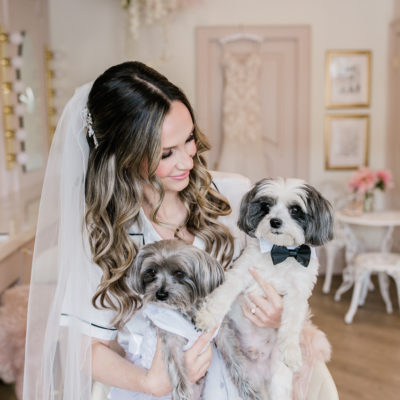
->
<box><xmin>218</xmin><ymin>50</ymin><xmax>268</xmax><ymax>182</ymax></box>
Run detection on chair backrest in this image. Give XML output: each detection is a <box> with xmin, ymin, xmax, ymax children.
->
<box><xmin>315</xmin><ymin>180</ymin><xmax>352</xmax><ymax>211</ymax></box>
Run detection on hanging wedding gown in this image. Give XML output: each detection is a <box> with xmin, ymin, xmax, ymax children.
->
<box><xmin>218</xmin><ymin>49</ymin><xmax>268</xmax><ymax>182</ymax></box>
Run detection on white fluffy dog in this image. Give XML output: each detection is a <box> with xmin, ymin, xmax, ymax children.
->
<box><xmin>196</xmin><ymin>178</ymin><xmax>333</xmax><ymax>400</ymax></box>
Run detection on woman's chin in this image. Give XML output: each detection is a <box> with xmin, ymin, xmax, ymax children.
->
<box><xmin>163</xmin><ymin>176</ymin><xmax>190</xmax><ymax>193</ymax></box>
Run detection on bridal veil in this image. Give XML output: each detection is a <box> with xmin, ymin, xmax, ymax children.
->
<box><xmin>23</xmin><ymin>82</ymin><xmax>98</xmax><ymax>399</ymax></box>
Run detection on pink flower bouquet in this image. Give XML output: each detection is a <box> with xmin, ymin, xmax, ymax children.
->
<box><xmin>348</xmin><ymin>167</ymin><xmax>394</xmax><ymax>195</ymax></box>
<box><xmin>347</xmin><ymin>167</ymin><xmax>394</xmax><ymax>213</ymax></box>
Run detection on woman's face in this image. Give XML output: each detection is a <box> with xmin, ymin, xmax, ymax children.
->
<box><xmin>155</xmin><ymin>101</ymin><xmax>197</xmax><ymax>194</ymax></box>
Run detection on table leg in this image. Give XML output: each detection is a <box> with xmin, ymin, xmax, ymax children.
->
<box><xmin>334</xmin><ymin>265</ymin><xmax>355</xmax><ymax>301</ymax></box>
<box><xmin>323</xmin><ymin>243</ymin><xmax>337</xmax><ymax>294</ymax></box>
<box><xmin>334</xmin><ymin>224</ymin><xmax>361</xmax><ymax>302</ymax></box>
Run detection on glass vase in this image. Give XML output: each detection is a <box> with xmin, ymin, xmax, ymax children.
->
<box><xmin>363</xmin><ymin>191</ymin><xmax>375</xmax><ymax>213</ymax></box>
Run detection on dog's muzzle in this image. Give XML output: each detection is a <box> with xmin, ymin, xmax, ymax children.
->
<box><xmin>270</xmin><ymin>218</ymin><xmax>282</xmax><ymax>229</ymax></box>
<box><xmin>156</xmin><ymin>289</ymin><xmax>169</xmax><ymax>301</ymax></box>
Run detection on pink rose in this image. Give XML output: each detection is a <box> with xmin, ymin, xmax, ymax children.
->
<box><xmin>348</xmin><ymin>167</ymin><xmax>377</xmax><ymax>195</ymax></box>
<box><xmin>375</xmin><ymin>169</ymin><xmax>394</xmax><ymax>191</ymax></box>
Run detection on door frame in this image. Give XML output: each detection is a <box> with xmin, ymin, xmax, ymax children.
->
<box><xmin>196</xmin><ymin>25</ymin><xmax>310</xmax><ymax>180</ymax></box>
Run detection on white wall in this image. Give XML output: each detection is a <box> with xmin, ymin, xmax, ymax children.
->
<box><xmin>49</xmin><ymin>0</ymin><xmax>129</xmax><ymax>104</ymax></box>
<box><xmin>128</xmin><ymin>0</ymin><xmax>394</xmax><ymax>187</ymax></box>
<box><xmin>49</xmin><ymin>0</ymin><xmax>396</xmax><ymax>186</ymax></box>
<box><xmin>396</xmin><ymin>0</ymin><xmax>400</xmax><ymax>16</ymax></box>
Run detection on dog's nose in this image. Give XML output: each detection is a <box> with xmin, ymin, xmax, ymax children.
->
<box><xmin>156</xmin><ymin>289</ymin><xmax>169</xmax><ymax>301</ymax></box>
<box><xmin>270</xmin><ymin>218</ymin><xmax>282</xmax><ymax>229</ymax></box>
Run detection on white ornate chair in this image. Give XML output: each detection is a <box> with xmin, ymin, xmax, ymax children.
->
<box><xmin>316</xmin><ymin>181</ymin><xmax>350</xmax><ymax>294</ymax></box>
<box><xmin>333</xmin><ymin>210</ymin><xmax>400</xmax><ymax>323</ymax></box>
<box><xmin>341</xmin><ymin>252</ymin><xmax>400</xmax><ymax>324</ymax></box>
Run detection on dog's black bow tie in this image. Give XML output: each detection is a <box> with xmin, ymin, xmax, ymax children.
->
<box><xmin>270</xmin><ymin>244</ymin><xmax>311</xmax><ymax>267</ymax></box>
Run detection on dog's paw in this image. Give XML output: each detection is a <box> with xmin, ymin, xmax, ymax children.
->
<box><xmin>281</xmin><ymin>342</ymin><xmax>303</xmax><ymax>372</ymax></box>
<box><xmin>194</xmin><ymin>306</ymin><xmax>220</xmax><ymax>332</ymax></box>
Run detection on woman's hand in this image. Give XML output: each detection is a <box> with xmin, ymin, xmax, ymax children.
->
<box><xmin>241</xmin><ymin>267</ymin><xmax>283</xmax><ymax>329</ymax></box>
<box><xmin>144</xmin><ymin>328</ymin><xmax>216</xmax><ymax>396</ymax></box>
<box><xmin>184</xmin><ymin>327</ymin><xmax>217</xmax><ymax>383</ymax></box>
<box><xmin>144</xmin><ymin>336</ymin><xmax>172</xmax><ymax>397</ymax></box>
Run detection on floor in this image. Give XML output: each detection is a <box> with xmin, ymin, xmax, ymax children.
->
<box><xmin>0</xmin><ymin>382</ymin><xmax>17</xmax><ymax>400</ymax></box>
<box><xmin>310</xmin><ymin>275</ymin><xmax>400</xmax><ymax>400</ymax></box>
<box><xmin>1</xmin><ymin>275</ymin><xmax>399</xmax><ymax>400</ymax></box>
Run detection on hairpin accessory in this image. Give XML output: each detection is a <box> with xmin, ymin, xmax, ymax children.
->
<box><xmin>82</xmin><ymin>106</ymin><xmax>99</xmax><ymax>148</ymax></box>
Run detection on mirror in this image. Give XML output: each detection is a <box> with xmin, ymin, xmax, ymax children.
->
<box><xmin>18</xmin><ymin>33</ymin><xmax>45</xmax><ymax>172</ymax></box>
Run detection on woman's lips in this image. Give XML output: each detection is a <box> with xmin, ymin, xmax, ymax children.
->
<box><xmin>170</xmin><ymin>171</ymin><xmax>190</xmax><ymax>180</ymax></box>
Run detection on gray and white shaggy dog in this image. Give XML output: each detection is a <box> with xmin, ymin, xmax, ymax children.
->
<box><xmin>196</xmin><ymin>178</ymin><xmax>334</xmax><ymax>400</ymax></box>
<box><xmin>127</xmin><ymin>239</ymin><xmax>260</xmax><ymax>400</ymax></box>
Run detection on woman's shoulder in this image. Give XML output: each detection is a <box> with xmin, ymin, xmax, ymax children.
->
<box><xmin>209</xmin><ymin>170</ymin><xmax>252</xmax><ymax>220</ymax></box>
<box><xmin>209</xmin><ymin>170</ymin><xmax>252</xmax><ymax>198</ymax></box>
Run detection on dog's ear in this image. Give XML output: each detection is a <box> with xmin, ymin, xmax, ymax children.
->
<box><xmin>303</xmin><ymin>184</ymin><xmax>334</xmax><ymax>246</ymax></box>
<box><xmin>193</xmin><ymin>249</ymin><xmax>225</xmax><ymax>297</ymax></box>
<box><xmin>126</xmin><ymin>247</ymin><xmax>149</xmax><ymax>294</ymax></box>
<box><xmin>238</xmin><ymin>179</ymin><xmax>271</xmax><ymax>237</ymax></box>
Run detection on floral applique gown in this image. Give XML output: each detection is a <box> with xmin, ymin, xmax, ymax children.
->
<box><xmin>218</xmin><ymin>49</ymin><xmax>268</xmax><ymax>182</ymax></box>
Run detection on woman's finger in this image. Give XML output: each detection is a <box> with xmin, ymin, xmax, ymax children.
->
<box><xmin>185</xmin><ymin>342</ymin><xmax>213</xmax><ymax>383</ymax></box>
<box><xmin>195</xmin><ymin>342</ymin><xmax>213</xmax><ymax>365</ymax></box>
<box><xmin>196</xmin><ymin>357</ymin><xmax>212</xmax><ymax>380</ymax></box>
<box><xmin>241</xmin><ymin>305</ymin><xmax>265</xmax><ymax>328</ymax></box>
<box><xmin>247</xmin><ymin>293</ymin><xmax>274</xmax><ymax>314</ymax></box>
<box><xmin>249</xmin><ymin>267</ymin><xmax>283</xmax><ymax>309</ymax></box>
<box><xmin>247</xmin><ymin>293</ymin><xmax>281</xmax><ymax>328</ymax></box>
<box><xmin>189</xmin><ymin>326</ymin><xmax>217</xmax><ymax>356</ymax></box>
<box><xmin>243</xmin><ymin>297</ymin><xmax>269</xmax><ymax>324</ymax></box>
<box><xmin>146</xmin><ymin>336</ymin><xmax>172</xmax><ymax>395</ymax></box>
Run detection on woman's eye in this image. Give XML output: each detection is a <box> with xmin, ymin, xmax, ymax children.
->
<box><xmin>161</xmin><ymin>150</ymin><xmax>172</xmax><ymax>159</ymax></box>
<box><xmin>185</xmin><ymin>133</ymin><xmax>195</xmax><ymax>143</ymax></box>
<box><xmin>174</xmin><ymin>270</ymin><xmax>185</xmax><ymax>279</ymax></box>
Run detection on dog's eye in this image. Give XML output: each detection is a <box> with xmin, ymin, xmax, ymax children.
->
<box><xmin>260</xmin><ymin>202</ymin><xmax>270</xmax><ymax>213</ymax></box>
<box><xmin>174</xmin><ymin>270</ymin><xmax>185</xmax><ymax>280</ymax></box>
<box><xmin>143</xmin><ymin>268</ymin><xmax>157</xmax><ymax>283</ymax></box>
<box><xmin>290</xmin><ymin>205</ymin><xmax>301</xmax><ymax>215</ymax></box>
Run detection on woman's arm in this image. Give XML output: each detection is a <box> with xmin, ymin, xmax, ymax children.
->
<box><xmin>92</xmin><ymin>338</ymin><xmax>170</xmax><ymax>396</ymax></box>
<box><xmin>241</xmin><ymin>267</ymin><xmax>283</xmax><ymax>328</ymax></box>
<box><xmin>92</xmin><ymin>329</ymin><xmax>215</xmax><ymax>396</ymax></box>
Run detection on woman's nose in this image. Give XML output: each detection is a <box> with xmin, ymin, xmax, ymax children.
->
<box><xmin>177</xmin><ymin>149</ymin><xmax>194</xmax><ymax>170</ymax></box>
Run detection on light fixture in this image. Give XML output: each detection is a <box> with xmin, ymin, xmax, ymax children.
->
<box><xmin>0</xmin><ymin>25</ymin><xmax>26</xmax><ymax>169</ymax></box>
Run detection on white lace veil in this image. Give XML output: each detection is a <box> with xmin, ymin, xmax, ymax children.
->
<box><xmin>23</xmin><ymin>82</ymin><xmax>98</xmax><ymax>399</ymax></box>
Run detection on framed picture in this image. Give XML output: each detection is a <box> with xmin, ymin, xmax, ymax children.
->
<box><xmin>325</xmin><ymin>114</ymin><xmax>369</xmax><ymax>170</ymax></box>
<box><xmin>325</xmin><ymin>50</ymin><xmax>371</xmax><ymax>108</ymax></box>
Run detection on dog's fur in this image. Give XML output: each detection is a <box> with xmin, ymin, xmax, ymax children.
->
<box><xmin>127</xmin><ymin>239</ymin><xmax>260</xmax><ymax>400</ymax></box>
<box><xmin>195</xmin><ymin>178</ymin><xmax>334</xmax><ymax>400</ymax></box>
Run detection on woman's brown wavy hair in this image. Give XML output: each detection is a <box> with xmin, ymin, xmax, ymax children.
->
<box><xmin>85</xmin><ymin>61</ymin><xmax>234</xmax><ymax>328</ymax></box>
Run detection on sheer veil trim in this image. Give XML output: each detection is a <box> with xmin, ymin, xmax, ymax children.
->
<box><xmin>23</xmin><ymin>82</ymin><xmax>98</xmax><ymax>399</ymax></box>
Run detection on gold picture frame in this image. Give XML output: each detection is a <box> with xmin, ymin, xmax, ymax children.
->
<box><xmin>325</xmin><ymin>114</ymin><xmax>369</xmax><ymax>170</ymax></box>
<box><xmin>325</xmin><ymin>50</ymin><xmax>371</xmax><ymax>108</ymax></box>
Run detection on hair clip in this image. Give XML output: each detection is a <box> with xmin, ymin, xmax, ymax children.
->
<box><xmin>82</xmin><ymin>106</ymin><xmax>99</xmax><ymax>148</ymax></box>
